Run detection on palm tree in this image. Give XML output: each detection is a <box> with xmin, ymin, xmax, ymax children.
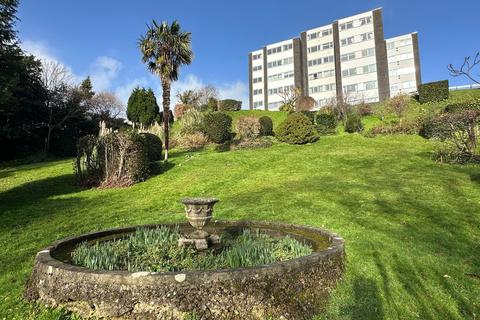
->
<box><xmin>138</xmin><ymin>20</ymin><xmax>193</xmax><ymax>161</ymax></box>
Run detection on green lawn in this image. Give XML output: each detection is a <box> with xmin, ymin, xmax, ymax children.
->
<box><xmin>1</xmin><ymin>134</ymin><xmax>479</xmax><ymax>319</ymax></box>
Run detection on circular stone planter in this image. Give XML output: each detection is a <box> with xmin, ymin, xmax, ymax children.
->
<box><xmin>25</xmin><ymin>221</ymin><xmax>345</xmax><ymax>320</ymax></box>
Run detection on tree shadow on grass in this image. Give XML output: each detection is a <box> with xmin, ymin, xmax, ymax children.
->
<box><xmin>341</xmin><ymin>276</ymin><xmax>384</xmax><ymax>319</ymax></box>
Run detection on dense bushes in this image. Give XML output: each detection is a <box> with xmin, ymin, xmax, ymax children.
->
<box><xmin>315</xmin><ymin>113</ymin><xmax>337</xmax><ymax>135</ymax></box>
<box><xmin>418</xmin><ymin>80</ymin><xmax>449</xmax><ymax>104</ymax></box>
<box><xmin>444</xmin><ymin>99</ymin><xmax>480</xmax><ymax>113</ymax></box>
<box><xmin>259</xmin><ymin>116</ymin><xmax>274</xmax><ymax>136</ymax></box>
<box><xmin>419</xmin><ymin>110</ymin><xmax>480</xmax><ymax>163</ymax></box>
<box><xmin>236</xmin><ymin>116</ymin><xmax>261</xmax><ymax>140</ymax></box>
<box><xmin>276</xmin><ymin>113</ymin><xmax>319</xmax><ymax>144</ymax></box>
<box><xmin>139</xmin><ymin>132</ymin><xmax>162</xmax><ymax>161</ymax></box>
<box><xmin>217</xmin><ymin>99</ymin><xmax>242</xmax><ymax>111</ymax></box>
<box><xmin>178</xmin><ymin>108</ymin><xmax>205</xmax><ymax>136</ymax></box>
<box><xmin>204</xmin><ymin>112</ymin><xmax>232</xmax><ymax>143</ymax></box>
<box><xmin>177</xmin><ymin>132</ymin><xmax>209</xmax><ymax>151</ymax></box>
<box><xmin>74</xmin><ymin>132</ymin><xmax>150</xmax><ymax>188</ymax></box>
<box><xmin>174</xmin><ymin>103</ymin><xmax>191</xmax><ymax>119</ymax></box>
<box><xmin>344</xmin><ymin>113</ymin><xmax>363</xmax><ymax>133</ymax></box>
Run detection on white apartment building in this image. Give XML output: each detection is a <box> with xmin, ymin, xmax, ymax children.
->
<box><xmin>248</xmin><ymin>8</ymin><xmax>421</xmax><ymax>110</ymax></box>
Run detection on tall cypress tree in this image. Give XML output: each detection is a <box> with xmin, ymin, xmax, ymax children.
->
<box><xmin>126</xmin><ymin>87</ymin><xmax>159</xmax><ymax>126</ymax></box>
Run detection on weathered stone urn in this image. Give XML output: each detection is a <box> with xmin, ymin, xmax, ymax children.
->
<box><xmin>179</xmin><ymin>197</ymin><xmax>219</xmax><ymax>249</ymax></box>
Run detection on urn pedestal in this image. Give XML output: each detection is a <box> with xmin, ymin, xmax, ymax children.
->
<box><xmin>178</xmin><ymin>198</ymin><xmax>219</xmax><ymax>250</ymax></box>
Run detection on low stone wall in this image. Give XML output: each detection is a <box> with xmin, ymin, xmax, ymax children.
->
<box><xmin>25</xmin><ymin>221</ymin><xmax>345</xmax><ymax>319</ymax></box>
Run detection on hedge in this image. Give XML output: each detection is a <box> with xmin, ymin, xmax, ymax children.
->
<box><xmin>218</xmin><ymin>99</ymin><xmax>242</xmax><ymax>111</ymax></box>
<box><xmin>418</xmin><ymin>80</ymin><xmax>449</xmax><ymax>104</ymax></box>
<box><xmin>275</xmin><ymin>113</ymin><xmax>319</xmax><ymax>144</ymax></box>
<box><xmin>204</xmin><ymin>112</ymin><xmax>232</xmax><ymax>143</ymax></box>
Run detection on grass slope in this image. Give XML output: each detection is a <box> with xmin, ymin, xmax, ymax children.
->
<box><xmin>1</xmin><ymin>136</ymin><xmax>479</xmax><ymax>319</ymax></box>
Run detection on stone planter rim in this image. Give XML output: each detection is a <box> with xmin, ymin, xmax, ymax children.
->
<box><xmin>32</xmin><ymin>221</ymin><xmax>344</xmax><ymax>280</ymax></box>
<box><xmin>181</xmin><ymin>197</ymin><xmax>219</xmax><ymax>205</ymax></box>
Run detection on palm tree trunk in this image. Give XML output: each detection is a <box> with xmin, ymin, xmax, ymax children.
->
<box><xmin>162</xmin><ymin>80</ymin><xmax>171</xmax><ymax>162</ymax></box>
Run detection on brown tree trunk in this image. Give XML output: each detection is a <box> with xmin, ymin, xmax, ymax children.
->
<box><xmin>162</xmin><ymin>80</ymin><xmax>171</xmax><ymax>162</ymax></box>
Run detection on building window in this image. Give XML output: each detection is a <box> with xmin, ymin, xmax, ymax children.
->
<box><xmin>253</xmin><ymin>101</ymin><xmax>263</xmax><ymax>108</ymax></box>
<box><xmin>362</xmin><ymin>64</ymin><xmax>377</xmax><ymax>74</ymax></box>
<box><xmin>283</xmin><ymin>43</ymin><xmax>293</xmax><ymax>51</ymax></box>
<box><xmin>322</xmin><ymin>42</ymin><xmax>333</xmax><ymax>50</ymax></box>
<box><xmin>252</xmin><ymin>53</ymin><xmax>262</xmax><ymax>60</ymax></box>
<box><xmin>341</xmin><ymin>37</ymin><xmax>354</xmax><ymax>46</ymax></box>
<box><xmin>341</xmin><ymin>52</ymin><xmax>356</xmax><ymax>62</ymax></box>
<box><xmin>360</xmin><ymin>32</ymin><xmax>374</xmax><ymax>42</ymax></box>
<box><xmin>343</xmin><ymin>84</ymin><xmax>357</xmax><ymax>93</ymax></box>
<box><xmin>365</xmin><ymin>80</ymin><xmax>377</xmax><ymax>90</ymax></box>
<box><xmin>307</xmin><ymin>29</ymin><xmax>332</xmax><ymax>41</ymax></box>
<box><xmin>342</xmin><ymin>67</ymin><xmax>357</xmax><ymax>78</ymax></box>
<box><xmin>308</xmin><ymin>55</ymin><xmax>333</xmax><ymax>67</ymax></box>
<box><xmin>340</xmin><ymin>21</ymin><xmax>354</xmax><ymax>31</ymax></box>
<box><xmin>361</xmin><ymin>48</ymin><xmax>375</xmax><ymax>57</ymax></box>
<box><xmin>252</xmin><ymin>65</ymin><xmax>262</xmax><ymax>71</ymax></box>
<box><xmin>322</xmin><ymin>29</ymin><xmax>333</xmax><ymax>37</ymax></box>
<box><xmin>253</xmin><ymin>89</ymin><xmax>263</xmax><ymax>95</ymax></box>
<box><xmin>253</xmin><ymin>77</ymin><xmax>262</xmax><ymax>83</ymax></box>
<box><xmin>359</xmin><ymin>16</ymin><xmax>372</xmax><ymax>26</ymax></box>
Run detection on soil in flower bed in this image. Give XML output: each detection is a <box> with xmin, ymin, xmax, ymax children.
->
<box><xmin>71</xmin><ymin>226</ymin><xmax>313</xmax><ymax>272</ymax></box>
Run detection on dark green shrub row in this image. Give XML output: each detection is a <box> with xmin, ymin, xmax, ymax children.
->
<box><xmin>276</xmin><ymin>113</ymin><xmax>318</xmax><ymax>144</ymax></box>
<box><xmin>418</xmin><ymin>80</ymin><xmax>449</xmax><ymax>104</ymax></box>
<box><xmin>204</xmin><ymin>112</ymin><xmax>232</xmax><ymax>143</ymax></box>
<box><xmin>444</xmin><ymin>99</ymin><xmax>480</xmax><ymax>113</ymax></box>
<box><xmin>217</xmin><ymin>99</ymin><xmax>242</xmax><ymax>111</ymax></box>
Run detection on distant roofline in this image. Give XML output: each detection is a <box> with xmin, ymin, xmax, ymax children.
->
<box><xmin>249</xmin><ymin>7</ymin><xmax>383</xmax><ymax>53</ymax></box>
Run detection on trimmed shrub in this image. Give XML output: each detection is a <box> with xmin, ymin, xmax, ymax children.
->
<box><xmin>178</xmin><ymin>132</ymin><xmax>209</xmax><ymax>151</ymax></box>
<box><xmin>299</xmin><ymin>111</ymin><xmax>315</xmax><ymax>124</ymax></box>
<box><xmin>276</xmin><ymin>113</ymin><xmax>319</xmax><ymax>144</ymax></box>
<box><xmin>418</xmin><ymin>80</ymin><xmax>449</xmax><ymax>104</ymax></box>
<box><xmin>174</xmin><ymin>103</ymin><xmax>191</xmax><ymax>119</ymax></box>
<box><xmin>178</xmin><ymin>108</ymin><xmax>205</xmax><ymax>135</ymax></box>
<box><xmin>419</xmin><ymin>110</ymin><xmax>480</xmax><ymax>157</ymax></box>
<box><xmin>259</xmin><ymin>116</ymin><xmax>274</xmax><ymax>136</ymax></box>
<box><xmin>99</xmin><ymin>132</ymin><xmax>150</xmax><ymax>187</ymax></box>
<box><xmin>139</xmin><ymin>132</ymin><xmax>162</xmax><ymax>162</ymax></box>
<box><xmin>74</xmin><ymin>132</ymin><xmax>150</xmax><ymax>188</ymax></box>
<box><xmin>217</xmin><ymin>99</ymin><xmax>242</xmax><ymax>111</ymax></box>
<box><xmin>444</xmin><ymin>99</ymin><xmax>480</xmax><ymax>113</ymax></box>
<box><xmin>315</xmin><ymin>113</ymin><xmax>337</xmax><ymax>135</ymax></box>
<box><xmin>204</xmin><ymin>112</ymin><xmax>232</xmax><ymax>143</ymax></box>
<box><xmin>344</xmin><ymin>113</ymin><xmax>363</xmax><ymax>133</ymax></box>
<box><xmin>236</xmin><ymin>116</ymin><xmax>261</xmax><ymax>141</ymax></box>
<box><xmin>295</xmin><ymin>96</ymin><xmax>315</xmax><ymax>112</ymax></box>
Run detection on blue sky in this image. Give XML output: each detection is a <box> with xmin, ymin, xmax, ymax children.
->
<box><xmin>17</xmin><ymin>0</ymin><xmax>480</xmax><ymax>106</ymax></box>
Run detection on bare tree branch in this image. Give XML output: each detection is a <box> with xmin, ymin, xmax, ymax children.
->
<box><xmin>448</xmin><ymin>52</ymin><xmax>480</xmax><ymax>85</ymax></box>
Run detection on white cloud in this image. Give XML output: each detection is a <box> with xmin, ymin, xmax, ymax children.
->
<box><xmin>21</xmin><ymin>40</ymin><xmax>249</xmax><ymax>109</ymax></box>
<box><xmin>169</xmin><ymin>74</ymin><xmax>248</xmax><ymax>108</ymax></box>
<box><xmin>217</xmin><ymin>81</ymin><xmax>248</xmax><ymax>108</ymax></box>
<box><xmin>22</xmin><ymin>39</ymin><xmax>82</xmax><ymax>83</ymax></box>
<box><xmin>89</xmin><ymin>56</ymin><xmax>122</xmax><ymax>92</ymax></box>
<box><xmin>114</xmin><ymin>77</ymin><xmax>150</xmax><ymax>105</ymax></box>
